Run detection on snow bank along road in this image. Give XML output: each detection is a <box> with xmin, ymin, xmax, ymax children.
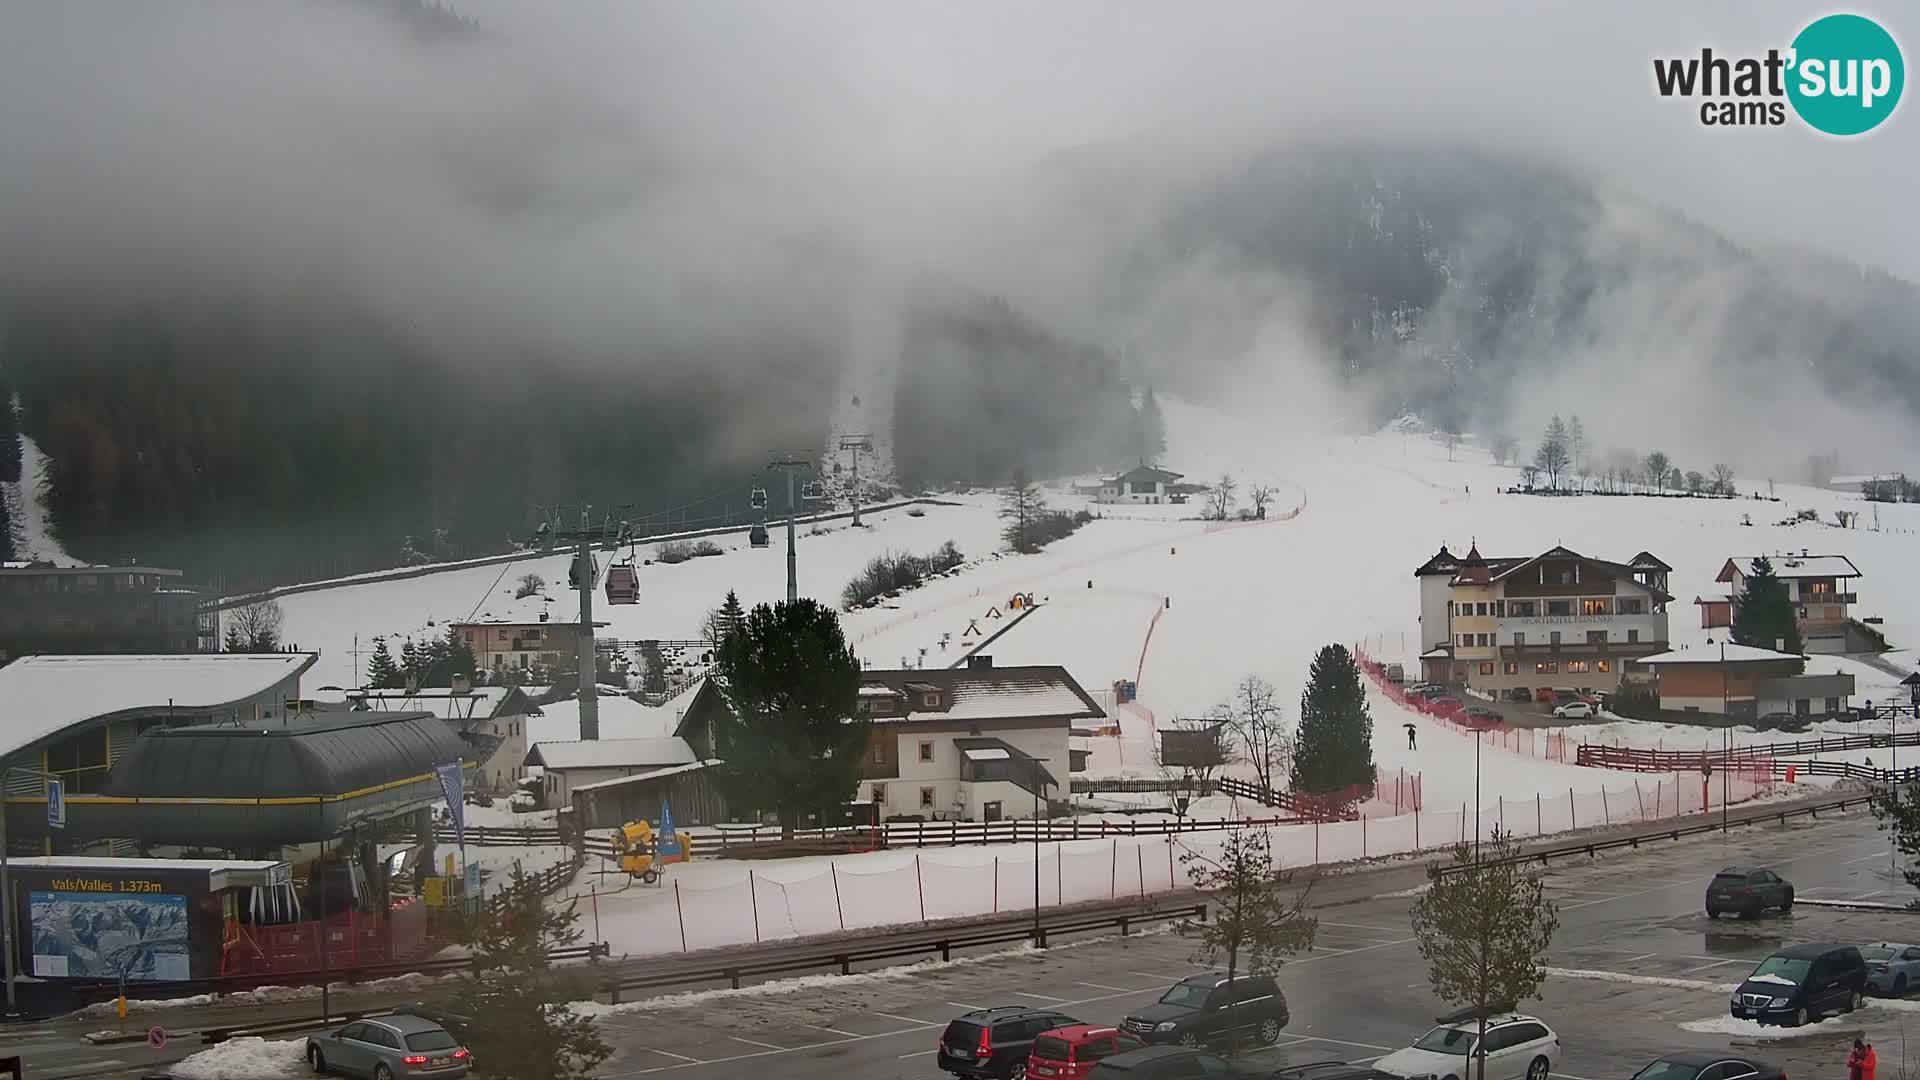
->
<box><xmin>125</xmin><ymin>808</ymin><xmax>1912</xmax><ymax>1080</ymax></box>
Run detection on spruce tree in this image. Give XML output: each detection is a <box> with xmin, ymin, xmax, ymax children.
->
<box><xmin>705</xmin><ymin>589</ymin><xmax>747</xmax><ymax>647</ymax></box>
<box><xmin>441</xmin><ymin>625</ymin><xmax>478</xmax><ymax>686</ymax></box>
<box><xmin>447</xmin><ymin>867</ymin><xmax>610</xmax><ymax>1080</ymax></box>
<box><xmin>399</xmin><ymin>638</ymin><xmax>423</xmax><ymax>686</ymax></box>
<box><xmin>999</xmin><ymin>466</ymin><xmax>1047</xmax><ymax>553</ymax></box>
<box><xmin>1731</xmin><ymin>556</ymin><xmax>1805</xmax><ymax>660</ymax></box>
<box><xmin>365</xmin><ymin>637</ymin><xmax>403</xmax><ymax>689</ymax></box>
<box><xmin>1292</xmin><ymin>644</ymin><xmax>1376</xmax><ymax>795</ymax></box>
<box><xmin>712</xmin><ymin>598</ymin><xmax>867</xmax><ymax>838</ymax></box>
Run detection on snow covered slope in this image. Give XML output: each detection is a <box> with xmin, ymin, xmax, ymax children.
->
<box><xmin>278</xmin><ymin>396</ymin><xmax>1920</xmax><ymax>808</ymax></box>
<box><xmin>1</xmin><ymin>395</ymin><xmax>79</xmax><ymax>565</ymax></box>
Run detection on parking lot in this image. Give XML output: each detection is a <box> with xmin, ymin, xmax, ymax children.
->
<box><xmin>578</xmin><ymin>807</ymin><xmax>1918</xmax><ymax>1080</ymax></box>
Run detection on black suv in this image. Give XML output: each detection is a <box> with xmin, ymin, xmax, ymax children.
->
<box><xmin>1273</xmin><ymin>1064</ymin><xmax>1396</xmax><ymax>1080</ymax></box>
<box><xmin>1706</xmin><ymin>866</ymin><xmax>1795</xmax><ymax>919</ymax></box>
<box><xmin>939</xmin><ymin>1006</ymin><xmax>1081</xmax><ymax>1079</ymax></box>
<box><xmin>1087</xmin><ymin>1045</ymin><xmax>1264</xmax><ymax>1079</ymax></box>
<box><xmin>1120</xmin><ymin>973</ymin><xmax>1289</xmax><ymax>1048</ymax></box>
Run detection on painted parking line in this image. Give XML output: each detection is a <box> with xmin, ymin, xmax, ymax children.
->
<box><xmin>1012</xmin><ymin>991</ymin><xmax>1070</xmax><ymax>1002</ymax></box>
<box><xmin>1315</xmin><ymin>920</ymin><xmax>1404</xmax><ymax>934</ymax></box>
<box><xmin>898</xmin><ymin>1049</ymin><xmax>934</xmax><ymax>1059</ymax></box>
<box><xmin>872</xmin><ymin>1011</ymin><xmax>940</xmax><ymax>1026</ymax></box>
<box><xmin>728</xmin><ymin>1037</ymin><xmax>792</xmax><ymax>1051</ymax></box>
<box><xmin>1681</xmin><ymin>958</ymin><xmax>1745</xmax><ymax>973</ymax></box>
<box><xmin>800</xmin><ymin>1023</ymin><xmax>867</xmax><ymax>1037</ymax></box>
<box><xmin>1076</xmin><ymin>981</ymin><xmax>1145</xmax><ymax>992</ymax></box>
<box><xmin>1130</xmin><ymin>971</ymin><xmax>1201</xmax><ymax>982</ymax></box>
<box><xmin>634</xmin><ymin>1047</ymin><xmax>703</xmax><ymax>1062</ymax></box>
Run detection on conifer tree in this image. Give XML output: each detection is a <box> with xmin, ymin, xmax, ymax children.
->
<box><xmin>712</xmin><ymin>599</ymin><xmax>866</xmax><ymax>838</ymax></box>
<box><xmin>999</xmin><ymin>466</ymin><xmax>1047</xmax><ymax>554</ymax></box>
<box><xmin>1292</xmin><ymin>644</ymin><xmax>1376</xmax><ymax>794</ymax></box>
<box><xmin>399</xmin><ymin>638</ymin><xmax>423</xmax><ymax>685</ymax></box>
<box><xmin>446</xmin><ymin>867</ymin><xmax>610</xmax><ymax>1080</ymax></box>
<box><xmin>365</xmin><ymin>637</ymin><xmax>403</xmax><ymax>689</ymax></box>
<box><xmin>1731</xmin><ymin>556</ymin><xmax>1805</xmax><ymax>660</ymax></box>
<box><xmin>440</xmin><ymin>625</ymin><xmax>478</xmax><ymax>686</ymax></box>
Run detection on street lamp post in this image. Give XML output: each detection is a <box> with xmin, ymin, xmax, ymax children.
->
<box><xmin>1033</xmin><ymin>776</ymin><xmax>1047</xmax><ymax>948</ymax></box>
<box><xmin>1728</xmin><ymin>638</ymin><xmax>1743</xmax><ymax>834</ymax></box>
<box><xmin>1473</xmin><ymin>726</ymin><xmax>1483</xmax><ymax>862</ymax></box>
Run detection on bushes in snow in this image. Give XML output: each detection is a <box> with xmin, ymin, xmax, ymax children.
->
<box><xmin>842</xmin><ymin>541</ymin><xmax>965</xmax><ymax>610</ymax></box>
<box><xmin>656</xmin><ymin>539</ymin><xmax>723</xmax><ymax>564</ymax></box>
<box><xmin>1027</xmin><ymin>508</ymin><xmax>1093</xmax><ymax>549</ymax></box>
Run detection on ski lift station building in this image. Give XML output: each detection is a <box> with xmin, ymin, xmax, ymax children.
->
<box><xmin>0</xmin><ymin>652</ymin><xmax>471</xmax><ymax>853</ymax></box>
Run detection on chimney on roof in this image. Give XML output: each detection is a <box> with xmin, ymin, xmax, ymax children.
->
<box><xmin>968</xmin><ymin>654</ymin><xmax>994</xmax><ymax>669</ymax></box>
<box><xmin>451</xmin><ymin>672</ymin><xmax>471</xmax><ymax>695</ymax></box>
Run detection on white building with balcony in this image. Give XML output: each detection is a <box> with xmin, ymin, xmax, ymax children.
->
<box><xmin>1415</xmin><ymin>544</ymin><xmax>1673</xmax><ymax>699</ymax></box>
<box><xmin>1696</xmin><ymin>553</ymin><xmax>1869</xmax><ymax>654</ymax></box>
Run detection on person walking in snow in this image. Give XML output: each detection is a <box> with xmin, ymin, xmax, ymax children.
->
<box><xmin>1405</xmin><ymin>722</ymin><xmax>1418</xmax><ymax>750</ymax></box>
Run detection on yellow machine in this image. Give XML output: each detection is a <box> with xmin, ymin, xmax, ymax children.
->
<box><xmin>611</xmin><ymin>820</ymin><xmax>693</xmax><ymax>884</ymax></box>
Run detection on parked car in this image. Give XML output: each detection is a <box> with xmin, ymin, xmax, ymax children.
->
<box><xmin>1862</xmin><ymin>942</ymin><xmax>1920</xmax><ymax>995</ymax></box>
<box><xmin>1464</xmin><ymin>706</ymin><xmax>1504</xmax><ymax>727</ymax></box>
<box><xmin>1729</xmin><ymin>943</ymin><xmax>1866</xmax><ymax>1026</ymax></box>
<box><xmin>1120</xmin><ymin>973</ymin><xmax>1289</xmax><ymax>1048</ymax></box>
<box><xmin>1627</xmin><ymin>1051</ymin><xmax>1785</xmax><ymax>1080</ymax></box>
<box><xmin>1505</xmin><ymin>687</ymin><xmax>1533</xmax><ymax>703</ymax></box>
<box><xmin>1086</xmin><ymin>1045</ymin><xmax>1265</xmax><ymax>1080</ymax></box>
<box><xmin>1028</xmin><ymin>1025</ymin><xmax>1145</xmax><ymax>1079</ymax></box>
<box><xmin>1371</xmin><ymin>1013</ymin><xmax>1560</xmax><ymax>1080</ymax></box>
<box><xmin>1550</xmin><ymin>701</ymin><xmax>1595</xmax><ymax>719</ymax></box>
<box><xmin>1273</xmin><ymin>1063</ymin><xmax>1397</xmax><ymax>1080</ymax></box>
<box><xmin>1705</xmin><ymin>866</ymin><xmax>1795</xmax><ymax>919</ymax></box>
<box><xmin>940</xmin><ymin>1007</ymin><xmax>1083</xmax><ymax>1079</ymax></box>
<box><xmin>306</xmin><ymin>1014</ymin><xmax>470</xmax><ymax>1078</ymax></box>
<box><xmin>1411</xmin><ymin>685</ymin><xmax>1451</xmax><ymax>699</ymax></box>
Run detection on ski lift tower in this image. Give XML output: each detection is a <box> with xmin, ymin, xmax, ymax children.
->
<box><xmin>838</xmin><ymin>434</ymin><xmax>874</xmax><ymax>526</ymax></box>
<box><xmin>768</xmin><ymin>457</ymin><xmax>822</xmax><ymax>603</ymax></box>
<box><xmin>528</xmin><ymin>506</ymin><xmax>627</xmax><ymax>741</ymax></box>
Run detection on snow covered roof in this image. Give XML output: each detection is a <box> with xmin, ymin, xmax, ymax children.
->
<box><xmin>6</xmin><ymin>855</ymin><xmax>291</xmax><ymax>889</ymax></box>
<box><xmin>860</xmin><ymin>666</ymin><xmax>1103</xmax><ymax>725</ymax></box>
<box><xmin>962</xmin><ymin>746</ymin><xmax>1011</xmax><ymax>761</ymax></box>
<box><xmin>524</xmin><ymin>736</ymin><xmax>697</xmax><ymax>771</ymax></box>
<box><xmin>0</xmin><ymin>653</ymin><xmax>318</xmax><ymax>759</ymax></box>
<box><xmin>0</xmin><ymin>563</ymin><xmax>184</xmax><ymax>578</ymax></box>
<box><xmin>1718</xmin><ymin>555</ymin><xmax>1862</xmax><ymax>581</ymax></box>
<box><xmin>569</xmin><ymin>759</ymin><xmax>719</xmax><ymax>794</ymax></box>
<box><xmin>1636</xmin><ymin>644</ymin><xmax>1808</xmax><ymax>665</ymax></box>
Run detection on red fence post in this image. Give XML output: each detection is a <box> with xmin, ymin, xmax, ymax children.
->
<box><xmin>993</xmin><ymin>857</ymin><xmax>1000</xmax><ymax>913</ymax></box>
<box><xmin>749</xmin><ymin>869</ymin><xmax>760</xmax><ymax>943</ymax></box>
<box><xmin>675</xmin><ymin>880</ymin><xmax>688</xmax><ymax>953</ymax></box>
<box><xmin>1536</xmin><ymin>792</ymin><xmax>1543</xmax><ymax>835</ymax></box>
<box><xmin>916</xmin><ymin>854</ymin><xmax>927</xmax><ymax>921</ymax></box>
<box><xmin>1569</xmin><ymin>787</ymin><xmax>1577</xmax><ymax>828</ymax></box>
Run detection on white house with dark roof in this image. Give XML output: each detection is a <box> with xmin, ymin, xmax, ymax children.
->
<box><xmin>1097</xmin><ymin>463</ymin><xmax>1184</xmax><ymax>505</ymax></box>
<box><xmin>1698</xmin><ymin>553</ymin><xmax>1869</xmax><ymax>653</ymax></box>
<box><xmin>675</xmin><ymin>659</ymin><xmax>1104</xmax><ymax>822</ymax></box>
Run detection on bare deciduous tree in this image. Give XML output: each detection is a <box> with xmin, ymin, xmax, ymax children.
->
<box><xmin>1248</xmin><ymin>484</ymin><xmax>1277</xmax><ymax>518</ymax></box>
<box><xmin>1644</xmin><ymin>451</ymin><xmax>1672</xmax><ymax>492</ymax></box>
<box><xmin>1211</xmin><ymin>674</ymin><xmax>1291</xmax><ymax>798</ymax></box>
<box><xmin>1712</xmin><ymin>463</ymin><xmax>1736</xmax><ymax>496</ymax></box>
<box><xmin>1520</xmin><ymin>464</ymin><xmax>1540</xmax><ymax>490</ymax></box>
<box><xmin>224</xmin><ymin>597</ymin><xmax>284</xmax><ymax>652</ymax></box>
<box><xmin>1207</xmin><ymin>474</ymin><xmax>1238</xmax><ymax>521</ymax></box>
<box><xmin>515</xmin><ymin>572</ymin><xmax>547</xmax><ymax>599</ymax></box>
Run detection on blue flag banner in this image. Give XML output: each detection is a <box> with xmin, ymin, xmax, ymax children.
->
<box><xmin>435</xmin><ymin>761</ymin><xmax>466</xmax><ymax>847</ymax></box>
<box><xmin>657</xmin><ymin>799</ymin><xmax>681</xmax><ymax>859</ymax></box>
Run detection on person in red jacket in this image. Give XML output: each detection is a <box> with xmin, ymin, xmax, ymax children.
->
<box><xmin>1850</xmin><ymin>1037</ymin><xmax>1878</xmax><ymax>1080</ymax></box>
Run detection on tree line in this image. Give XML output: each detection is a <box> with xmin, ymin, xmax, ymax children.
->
<box><xmin>1491</xmin><ymin>414</ymin><xmax>1736</xmax><ymax>498</ymax></box>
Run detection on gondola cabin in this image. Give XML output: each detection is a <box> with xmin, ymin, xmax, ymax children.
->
<box><xmin>568</xmin><ymin>551</ymin><xmax>598</xmax><ymax>589</ymax></box>
<box><xmin>604</xmin><ymin>561</ymin><xmax>639</xmax><ymax>605</ymax></box>
<box><xmin>749</xmin><ymin>523</ymin><xmax>771</xmax><ymax>548</ymax></box>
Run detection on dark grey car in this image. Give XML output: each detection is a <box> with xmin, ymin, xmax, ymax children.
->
<box><xmin>306</xmin><ymin>1013</ymin><xmax>471</xmax><ymax>1078</ymax></box>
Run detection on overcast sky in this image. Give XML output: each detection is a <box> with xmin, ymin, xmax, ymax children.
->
<box><xmin>452</xmin><ymin>0</ymin><xmax>1914</xmax><ymax>278</ymax></box>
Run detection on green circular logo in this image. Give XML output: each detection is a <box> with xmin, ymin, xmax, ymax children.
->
<box><xmin>1787</xmin><ymin>13</ymin><xmax>1905</xmax><ymax>135</ymax></box>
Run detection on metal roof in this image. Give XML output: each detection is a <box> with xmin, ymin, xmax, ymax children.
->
<box><xmin>524</xmin><ymin>737</ymin><xmax>696</xmax><ymax>771</ymax></box>
<box><xmin>106</xmin><ymin>710</ymin><xmax>467</xmax><ymax>800</ymax></box>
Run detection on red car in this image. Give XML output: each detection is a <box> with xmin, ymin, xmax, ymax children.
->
<box><xmin>1029</xmin><ymin>1025</ymin><xmax>1146</xmax><ymax>1079</ymax></box>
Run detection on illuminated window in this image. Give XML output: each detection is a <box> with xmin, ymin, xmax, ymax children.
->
<box><xmin>1566</xmin><ymin>660</ymin><xmax>1590</xmax><ymax>674</ymax></box>
<box><xmin>1535</xmin><ymin>661</ymin><xmax>1557</xmax><ymax>674</ymax></box>
<box><xmin>1596</xmin><ymin>660</ymin><xmax>1612</xmax><ymax>673</ymax></box>
<box><xmin>1582</xmin><ymin>599</ymin><xmax>1610</xmax><ymax>616</ymax></box>
<box><xmin>1479</xmin><ymin>663</ymin><xmax>1495</xmax><ymax>675</ymax></box>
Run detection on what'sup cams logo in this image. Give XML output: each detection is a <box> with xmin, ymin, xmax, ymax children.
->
<box><xmin>1654</xmin><ymin>12</ymin><xmax>1904</xmax><ymax>135</ymax></box>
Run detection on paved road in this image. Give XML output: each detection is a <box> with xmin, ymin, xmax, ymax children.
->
<box><xmin>8</xmin><ymin>805</ymin><xmax>1910</xmax><ymax>1078</ymax></box>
